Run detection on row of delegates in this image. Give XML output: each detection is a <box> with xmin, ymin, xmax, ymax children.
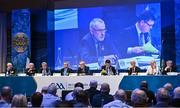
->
<box><xmin>26</xmin><ymin>62</ymin><xmax>52</xmax><ymax>76</ymax></box>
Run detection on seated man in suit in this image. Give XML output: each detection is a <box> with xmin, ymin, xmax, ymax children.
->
<box><xmin>101</xmin><ymin>59</ymin><xmax>116</xmax><ymax>75</ymax></box>
<box><xmin>128</xmin><ymin>60</ymin><xmax>141</xmax><ymax>75</ymax></box>
<box><xmin>60</xmin><ymin>62</ymin><xmax>73</xmax><ymax>76</ymax></box>
<box><xmin>5</xmin><ymin>62</ymin><xmax>16</xmax><ymax>76</ymax></box>
<box><xmin>26</xmin><ymin>63</ymin><xmax>37</xmax><ymax>76</ymax></box>
<box><xmin>39</xmin><ymin>62</ymin><xmax>51</xmax><ymax>76</ymax></box>
<box><xmin>77</xmin><ymin>61</ymin><xmax>90</xmax><ymax>76</ymax></box>
<box><xmin>162</xmin><ymin>60</ymin><xmax>176</xmax><ymax>75</ymax></box>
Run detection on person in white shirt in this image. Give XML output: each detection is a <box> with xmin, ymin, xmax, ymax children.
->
<box><xmin>146</xmin><ymin>60</ymin><xmax>159</xmax><ymax>75</ymax></box>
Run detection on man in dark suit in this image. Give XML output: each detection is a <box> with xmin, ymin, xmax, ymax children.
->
<box><xmin>60</xmin><ymin>62</ymin><xmax>73</xmax><ymax>76</ymax></box>
<box><xmin>120</xmin><ymin>10</ymin><xmax>158</xmax><ymax>58</ymax></box>
<box><xmin>92</xmin><ymin>83</ymin><xmax>113</xmax><ymax>107</ymax></box>
<box><xmin>85</xmin><ymin>80</ymin><xmax>100</xmax><ymax>104</ymax></box>
<box><xmin>101</xmin><ymin>59</ymin><xmax>116</xmax><ymax>75</ymax></box>
<box><xmin>77</xmin><ymin>61</ymin><xmax>90</xmax><ymax>76</ymax></box>
<box><xmin>26</xmin><ymin>63</ymin><xmax>37</xmax><ymax>76</ymax></box>
<box><xmin>5</xmin><ymin>63</ymin><xmax>16</xmax><ymax>76</ymax></box>
<box><xmin>39</xmin><ymin>62</ymin><xmax>52</xmax><ymax>76</ymax></box>
<box><xmin>80</xmin><ymin>18</ymin><xmax>119</xmax><ymax>65</ymax></box>
<box><xmin>128</xmin><ymin>60</ymin><xmax>141</xmax><ymax>75</ymax></box>
<box><xmin>162</xmin><ymin>60</ymin><xmax>176</xmax><ymax>75</ymax></box>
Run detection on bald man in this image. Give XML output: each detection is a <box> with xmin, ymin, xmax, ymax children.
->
<box><xmin>171</xmin><ymin>87</ymin><xmax>180</xmax><ymax>107</ymax></box>
<box><xmin>0</xmin><ymin>86</ymin><xmax>12</xmax><ymax>107</ymax></box>
<box><xmin>103</xmin><ymin>89</ymin><xmax>131</xmax><ymax>108</ymax></box>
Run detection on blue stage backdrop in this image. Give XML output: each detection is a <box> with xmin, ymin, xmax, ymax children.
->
<box><xmin>11</xmin><ymin>9</ymin><xmax>31</xmax><ymax>72</ymax></box>
<box><xmin>54</xmin><ymin>3</ymin><xmax>161</xmax><ymax>70</ymax></box>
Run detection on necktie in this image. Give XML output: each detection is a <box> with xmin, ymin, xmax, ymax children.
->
<box><xmin>139</xmin><ymin>33</ymin><xmax>145</xmax><ymax>46</ymax></box>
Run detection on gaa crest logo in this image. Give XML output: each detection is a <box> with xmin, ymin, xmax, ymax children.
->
<box><xmin>13</xmin><ymin>32</ymin><xmax>29</xmax><ymax>53</ymax></box>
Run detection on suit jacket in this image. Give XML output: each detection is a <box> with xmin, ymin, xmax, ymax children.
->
<box><xmin>26</xmin><ymin>68</ymin><xmax>37</xmax><ymax>76</ymax></box>
<box><xmin>5</xmin><ymin>68</ymin><xmax>16</xmax><ymax>76</ymax></box>
<box><xmin>101</xmin><ymin>65</ymin><xmax>116</xmax><ymax>75</ymax></box>
<box><xmin>128</xmin><ymin>66</ymin><xmax>141</xmax><ymax>75</ymax></box>
<box><xmin>77</xmin><ymin>66</ymin><xmax>90</xmax><ymax>75</ymax></box>
<box><xmin>80</xmin><ymin>33</ymin><xmax>119</xmax><ymax>63</ymax></box>
<box><xmin>39</xmin><ymin>68</ymin><xmax>52</xmax><ymax>76</ymax></box>
<box><xmin>60</xmin><ymin>67</ymin><xmax>73</xmax><ymax>76</ymax></box>
<box><xmin>119</xmin><ymin>25</ymin><xmax>151</xmax><ymax>58</ymax></box>
<box><xmin>85</xmin><ymin>87</ymin><xmax>100</xmax><ymax>104</ymax></box>
<box><xmin>92</xmin><ymin>93</ymin><xmax>114</xmax><ymax>107</ymax></box>
<box><xmin>162</xmin><ymin>66</ymin><xmax>176</xmax><ymax>75</ymax></box>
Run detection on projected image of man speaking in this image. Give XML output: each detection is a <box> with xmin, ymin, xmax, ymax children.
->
<box><xmin>80</xmin><ymin>18</ymin><xmax>120</xmax><ymax>66</ymax></box>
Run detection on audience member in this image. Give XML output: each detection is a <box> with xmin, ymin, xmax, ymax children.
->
<box><xmin>41</xmin><ymin>83</ymin><xmax>61</xmax><ymax>107</ymax></box>
<box><xmin>163</xmin><ymin>83</ymin><xmax>173</xmax><ymax>98</ymax></box>
<box><xmin>11</xmin><ymin>94</ymin><xmax>27</xmax><ymax>107</ymax></box>
<box><xmin>128</xmin><ymin>60</ymin><xmax>141</xmax><ymax>75</ymax></box>
<box><xmin>103</xmin><ymin>89</ymin><xmax>131</xmax><ymax>108</ymax></box>
<box><xmin>0</xmin><ymin>86</ymin><xmax>12</xmax><ymax>107</ymax></box>
<box><xmin>85</xmin><ymin>80</ymin><xmax>100</xmax><ymax>104</ymax></box>
<box><xmin>39</xmin><ymin>62</ymin><xmax>52</xmax><ymax>76</ymax></box>
<box><xmin>139</xmin><ymin>81</ymin><xmax>156</xmax><ymax>106</ymax></box>
<box><xmin>31</xmin><ymin>92</ymin><xmax>43</xmax><ymax>107</ymax></box>
<box><xmin>154</xmin><ymin>88</ymin><xmax>170</xmax><ymax>107</ymax></box>
<box><xmin>92</xmin><ymin>83</ymin><xmax>113</xmax><ymax>107</ymax></box>
<box><xmin>73</xmin><ymin>90</ymin><xmax>91</xmax><ymax>107</ymax></box>
<box><xmin>101</xmin><ymin>59</ymin><xmax>116</xmax><ymax>75</ymax></box>
<box><xmin>131</xmin><ymin>88</ymin><xmax>148</xmax><ymax>107</ymax></box>
<box><xmin>65</xmin><ymin>82</ymin><xmax>84</xmax><ymax>101</ymax></box>
<box><xmin>60</xmin><ymin>62</ymin><xmax>73</xmax><ymax>76</ymax></box>
<box><xmin>171</xmin><ymin>87</ymin><xmax>180</xmax><ymax>107</ymax></box>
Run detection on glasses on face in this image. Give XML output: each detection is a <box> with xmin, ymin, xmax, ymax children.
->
<box><xmin>93</xmin><ymin>28</ymin><xmax>107</xmax><ymax>32</ymax></box>
<box><xmin>145</xmin><ymin>22</ymin><xmax>154</xmax><ymax>28</ymax></box>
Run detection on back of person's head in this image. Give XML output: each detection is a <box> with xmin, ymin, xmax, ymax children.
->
<box><xmin>140</xmin><ymin>81</ymin><xmax>148</xmax><ymax>90</ymax></box>
<box><xmin>41</xmin><ymin>86</ymin><xmax>48</xmax><ymax>94</ymax></box>
<box><xmin>100</xmin><ymin>83</ymin><xmax>110</xmax><ymax>94</ymax></box>
<box><xmin>163</xmin><ymin>83</ymin><xmax>173</xmax><ymax>91</ymax></box>
<box><xmin>31</xmin><ymin>92</ymin><xmax>43</xmax><ymax>107</ymax></box>
<box><xmin>131</xmin><ymin>88</ymin><xmax>147</xmax><ymax>107</ymax></box>
<box><xmin>11</xmin><ymin>94</ymin><xmax>27</xmax><ymax>107</ymax></box>
<box><xmin>0</xmin><ymin>86</ymin><xmax>12</xmax><ymax>102</ymax></box>
<box><xmin>47</xmin><ymin>83</ymin><xmax>57</xmax><ymax>95</ymax></box>
<box><xmin>74</xmin><ymin>82</ymin><xmax>84</xmax><ymax>89</ymax></box>
<box><xmin>173</xmin><ymin>87</ymin><xmax>180</xmax><ymax>99</ymax></box>
<box><xmin>72</xmin><ymin>87</ymin><xmax>83</xmax><ymax>100</ymax></box>
<box><xmin>137</xmin><ymin>10</ymin><xmax>156</xmax><ymax>22</ymax></box>
<box><xmin>89</xmin><ymin>80</ymin><xmax>98</xmax><ymax>88</ymax></box>
<box><xmin>58</xmin><ymin>101</ymin><xmax>73</xmax><ymax>107</ymax></box>
<box><xmin>114</xmin><ymin>89</ymin><xmax>127</xmax><ymax>102</ymax></box>
<box><xmin>156</xmin><ymin>88</ymin><xmax>170</xmax><ymax>103</ymax></box>
<box><xmin>75</xmin><ymin>90</ymin><xmax>90</xmax><ymax>106</ymax></box>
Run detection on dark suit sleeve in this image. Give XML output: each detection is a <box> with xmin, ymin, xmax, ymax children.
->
<box><xmin>112</xmin><ymin>66</ymin><xmax>116</xmax><ymax>75</ymax></box>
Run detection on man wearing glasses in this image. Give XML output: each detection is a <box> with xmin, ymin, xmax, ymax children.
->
<box><xmin>120</xmin><ymin>10</ymin><xmax>158</xmax><ymax>57</ymax></box>
<box><xmin>80</xmin><ymin>18</ymin><xmax>119</xmax><ymax>66</ymax></box>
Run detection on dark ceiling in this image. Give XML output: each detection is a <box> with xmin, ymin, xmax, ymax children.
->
<box><xmin>0</xmin><ymin>0</ymin><xmax>160</xmax><ymax>12</ymax></box>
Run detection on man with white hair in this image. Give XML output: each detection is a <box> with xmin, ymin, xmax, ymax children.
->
<box><xmin>103</xmin><ymin>89</ymin><xmax>132</xmax><ymax>108</ymax></box>
<box><xmin>41</xmin><ymin>83</ymin><xmax>61</xmax><ymax>107</ymax></box>
<box><xmin>5</xmin><ymin>62</ymin><xmax>16</xmax><ymax>76</ymax></box>
<box><xmin>26</xmin><ymin>63</ymin><xmax>37</xmax><ymax>76</ymax></box>
<box><xmin>80</xmin><ymin>18</ymin><xmax>119</xmax><ymax>64</ymax></box>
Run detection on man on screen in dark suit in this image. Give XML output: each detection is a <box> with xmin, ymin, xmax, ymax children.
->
<box><xmin>120</xmin><ymin>10</ymin><xmax>158</xmax><ymax>57</ymax></box>
<box><xmin>60</xmin><ymin>62</ymin><xmax>73</xmax><ymax>76</ymax></box>
<box><xmin>80</xmin><ymin>18</ymin><xmax>119</xmax><ymax>65</ymax></box>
